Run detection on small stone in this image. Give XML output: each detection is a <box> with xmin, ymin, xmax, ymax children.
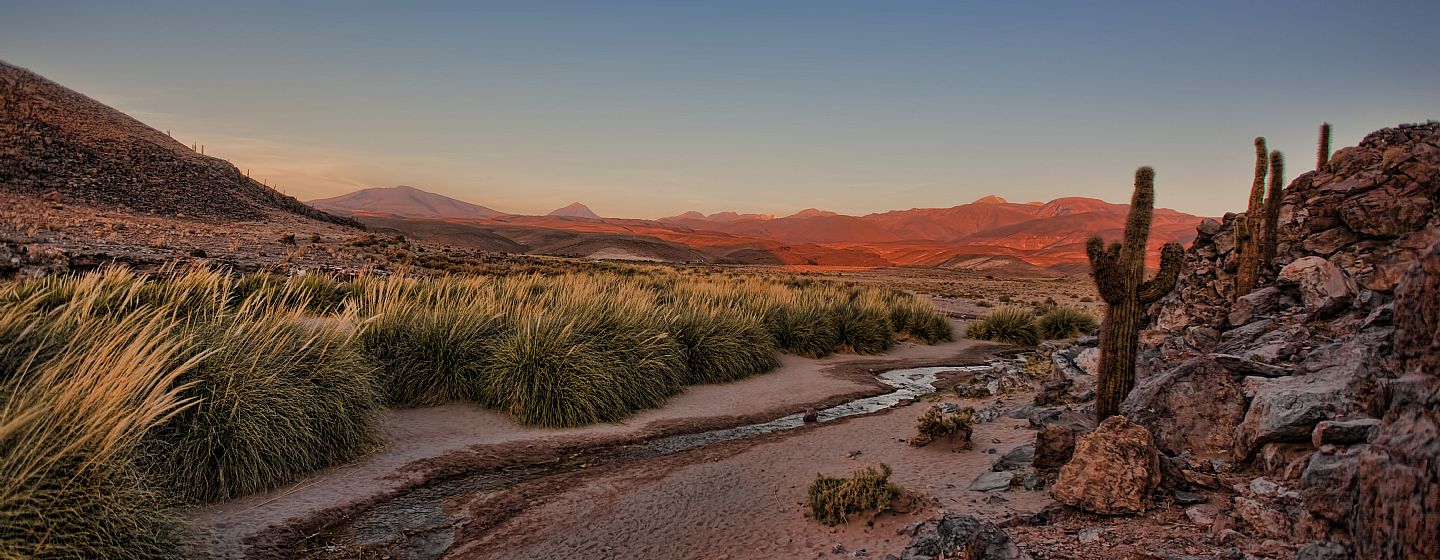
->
<box><xmin>832</xmin><ymin>543</ymin><xmax>847</xmax><ymax>554</ymax></box>
<box><xmin>1173</xmin><ymin>491</ymin><xmax>1206</xmax><ymax>505</ymax></box>
<box><xmin>1022</xmin><ymin>475</ymin><xmax>1044</xmax><ymax>491</ymax></box>
<box><xmin>1184</xmin><ymin>505</ymin><xmax>1217</xmax><ymax>526</ymax></box>
<box><xmin>987</xmin><ymin>493</ymin><xmax>1008</xmax><ymax>504</ymax></box>
<box><xmin>969</xmin><ymin>471</ymin><xmax>1014</xmax><ymax>492</ymax></box>
<box><xmin>1310</xmin><ymin>418</ymin><xmax>1380</xmax><ymax>447</ymax></box>
<box><xmin>803</xmin><ymin>408</ymin><xmax>819</xmax><ymax>422</ymax></box>
<box><xmin>1076</xmin><ymin>527</ymin><xmax>1104</xmax><ymax>544</ymax></box>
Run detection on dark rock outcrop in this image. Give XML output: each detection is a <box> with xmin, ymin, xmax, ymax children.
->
<box><xmin>892</xmin><ymin>514</ymin><xmax>1031</xmax><ymax>560</ymax></box>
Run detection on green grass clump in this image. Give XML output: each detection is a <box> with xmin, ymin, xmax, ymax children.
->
<box><xmin>911</xmin><ymin>404</ymin><xmax>974</xmax><ymax>448</ymax></box>
<box><xmin>1037</xmin><ymin>306</ymin><xmax>1099</xmax><ymax>339</ymax></box>
<box><xmin>356</xmin><ymin>298</ymin><xmax>502</xmax><ymax>406</ymax></box>
<box><xmin>665</xmin><ymin>304</ymin><xmax>779</xmax><ymax>384</ymax></box>
<box><xmin>964</xmin><ymin>305</ymin><xmax>1041</xmax><ymax>346</ymax></box>
<box><xmin>764</xmin><ymin>293</ymin><xmax>840</xmax><ymax>358</ymax></box>
<box><xmin>806</xmin><ymin>464</ymin><xmax>903</xmax><ymax>526</ymax></box>
<box><xmin>143</xmin><ymin>305</ymin><xmax>384</xmax><ymax>503</ymax></box>
<box><xmin>834</xmin><ymin>295</ymin><xmax>894</xmax><ymax>355</ymax></box>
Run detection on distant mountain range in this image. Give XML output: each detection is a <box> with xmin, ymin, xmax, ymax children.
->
<box><xmin>311</xmin><ymin>187</ymin><xmax>1205</xmax><ymax>271</ymax></box>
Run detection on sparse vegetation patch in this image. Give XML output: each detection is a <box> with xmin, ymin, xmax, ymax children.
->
<box><xmin>806</xmin><ymin>464</ymin><xmax>904</xmax><ymax>526</ymax></box>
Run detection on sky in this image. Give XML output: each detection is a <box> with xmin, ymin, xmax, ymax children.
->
<box><xmin>2</xmin><ymin>1</ymin><xmax>1437</xmax><ymax>218</ymax></box>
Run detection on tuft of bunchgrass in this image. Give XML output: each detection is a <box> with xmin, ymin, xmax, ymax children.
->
<box><xmin>964</xmin><ymin>305</ymin><xmax>1041</xmax><ymax>346</ymax></box>
<box><xmin>1037</xmin><ymin>306</ymin><xmax>1099</xmax><ymax>339</ymax></box>
<box><xmin>665</xmin><ymin>304</ymin><xmax>780</xmax><ymax>384</ymax></box>
<box><xmin>764</xmin><ymin>292</ymin><xmax>840</xmax><ymax>358</ymax></box>
<box><xmin>356</xmin><ymin>296</ymin><xmax>503</xmax><ymax>406</ymax></box>
<box><xmin>1</xmin><ymin>309</ymin><xmax>202</xmax><ymax>559</ymax></box>
<box><xmin>806</xmin><ymin>464</ymin><xmax>903</xmax><ymax>526</ymax></box>
<box><xmin>143</xmin><ymin>303</ymin><xmax>384</xmax><ymax>503</ymax></box>
<box><xmin>833</xmin><ymin>294</ymin><xmax>894</xmax><ymax>355</ymax></box>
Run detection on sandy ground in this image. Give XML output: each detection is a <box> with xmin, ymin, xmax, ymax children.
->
<box><xmin>188</xmin><ymin>319</ymin><xmax>1001</xmax><ymax>558</ymax></box>
<box><xmin>451</xmin><ymin>382</ymin><xmax>1050</xmax><ymax>559</ymax></box>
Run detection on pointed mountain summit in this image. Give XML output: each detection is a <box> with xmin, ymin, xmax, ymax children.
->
<box><xmin>548</xmin><ymin>202</ymin><xmax>601</xmax><ymax>219</ymax></box>
<box><xmin>308</xmin><ymin>185</ymin><xmax>505</xmax><ymax>219</ymax></box>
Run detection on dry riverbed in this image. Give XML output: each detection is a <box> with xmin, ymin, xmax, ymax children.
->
<box><xmin>190</xmin><ymin>320</ymin><xmax>1028</xmax><ymax>559</ymax></box>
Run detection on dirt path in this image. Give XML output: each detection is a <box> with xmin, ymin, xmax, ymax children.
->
<box><xmin>188</xmin><ymin>320</ymin><xmax>1006</xmax><ymax>558</ymax></box>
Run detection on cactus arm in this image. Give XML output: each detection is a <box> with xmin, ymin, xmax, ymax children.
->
<box><xmin>1248</xmin><ymin>138</ymin><xmax>1268</xmax><ymax>217</ymax></box>
<box><xmin>1139</xmin><ymin>242</ymin><xmax>1185</xmax><ymax>304</ymax></box>
<box><xmin>1087</xmin><ymin>237</ymin><xmax>1124</xmax><ymax>305</ymax></box>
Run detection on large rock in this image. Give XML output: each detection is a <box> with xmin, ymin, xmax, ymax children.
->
<box><xmin>1235</xmin><ymin>374</ymin><xmax>1351</xmax><ymax>458</ymax></box>
<box><xmin>1352</xmin><ymin>241</ymin><xmax>1440</xmax><ymax>559</ymax></box>
<box><xmin>896</xmin><ymin>514</ymin><xmax>1031</xmax><ymax>560</ymax></box>
<box><xmin>1051</xmin><ymin>416</ymin><xmax>1161</xmax><ymax>515</ymax></box>
<box><xmin>1032</xmin><ymin>424</ymin><xmax>1077</xmax><ymax>469</ymax></box>
<box><xmin>1337</xmin><ymin>187</ymin><xmax>1432</xmax><ymax>238</ymax></box>
<box><xmin>1278</xmin><ymin>256</ymin><xmax>1357</xmax><ymax>316</ymax></box>
<box><xmin>1121</xmin><ymin>358</ymin><xmax>1246</xmax><ymax>460</ymax></box>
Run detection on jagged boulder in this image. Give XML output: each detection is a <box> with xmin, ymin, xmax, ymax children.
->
<box><xmin>1277</xmin><ymin>256</ymin><xmax>1357</xmax><ymax>317</ymax></box>
<box><xmin>1051</xmin><ymin>416</ymin><xmax>1160</xmax><ymax>514</ymax></box>
<box><xmin>1121</xmin><ymin>357</ymin><xmax>1246</xmax><ymax>460</ymax></box>
<box><xmin>1352</xmin><ymin>241</ymin><xmax>1440</xmax><ymax>560</ymax></box>
<box><xmin>1032</xmin><ymin>424</ymin><xmax>1077</xmax><ymax>470</ymax></box>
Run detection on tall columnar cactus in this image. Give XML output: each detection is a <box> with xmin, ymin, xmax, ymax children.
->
<box><xmin>1261</xmin><ymin>151</ymin><xmax>1284</xmax><ymax>264</ymax></box>
<box><xmin>1086</xmin><ymin>167</ymin><xmax>1185</xmax><ymax>420</ymax></box>
<box><xmin>1234</xmin><ymin>138</ymin><xmax>1269</xmax><ymax>298</ymax></box>
<box><xmin>1318</xmin><ymin>122</ymin><xmax>1331</xmax><ymax>168</ymax></box>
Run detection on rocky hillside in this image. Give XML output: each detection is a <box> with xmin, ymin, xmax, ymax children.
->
<box><xmin>0</xmin><ymin>60</ymin><xmax>358</xmax><ymax>227</ymax></box>
<box><xmin>1124</xmin><ymin>122</ymin><xmax>1438</xmax><ymax>558</ymax></box>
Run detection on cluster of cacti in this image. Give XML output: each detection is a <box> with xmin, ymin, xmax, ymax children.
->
<box><xmin>1318</xmin><ymin>122</ymin><xmax>1332</xmax><ymax>168</ymax></box>
<box><xmin>1085</xmin><ymin>167</ymin><xmax>1185</xmax><ymax>420</ymax></box>
<box><xmin>1233</xmin><ymin>138</ymin><xmax>1285</xmax><ymax>299</ymax></box>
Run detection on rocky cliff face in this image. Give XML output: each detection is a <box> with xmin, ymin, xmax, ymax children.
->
<box><xmin>1122</xmin><ymin>122</ymin><xmax>1439</xmax><ymax>557</ymax></box>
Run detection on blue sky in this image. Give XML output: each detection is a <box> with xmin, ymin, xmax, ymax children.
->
<box><xmin>2</xmin><ymin>1</ymin><xmax>1436</xmax><ymax>217</ymax></box>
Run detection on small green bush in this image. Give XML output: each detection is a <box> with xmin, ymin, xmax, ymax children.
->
<box><xmin>806</xmin><ymin>464</ymin><xmax>903</xmax><ymax>526</ymax></box>
<box><xmin>764</xmin><ymin>297</ymin><xmax>839</xmax><ymax>358</ymax></box>
<box><xmin>964</xmin><ymin>306</ymin><xmax>1041</xmax><ymax>346</ymax></box>
<box><xmin>911</xmin><ymin>404</ymin><xmax>974</xmax><ymax>448</ymax></box>
<box><xmin>1037</xmin><ymin>306</ymin><xmax>1099</xmax><ymax>339</ymax></box>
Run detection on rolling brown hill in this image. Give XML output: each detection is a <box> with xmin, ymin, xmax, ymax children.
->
<box><xmin>0</xmin><ymin>60</ymin><xmax>358</xmax><ymax>227</ymax></box>
<box><xmin>309</xmin><ymin>185</ymin><xmax>505</xmax><ymax>219</ymax></box>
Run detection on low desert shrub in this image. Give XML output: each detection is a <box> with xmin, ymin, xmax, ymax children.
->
<box><xmin>806</xmin><ymin>464</ymin><xmax>903</xmax><ymax>526</ymax></box>
<box><xmin>964</xmin><ymin>306</ymin><xmax>1041</xmax><ymax>346</ymax></box>
<box><xmin>1037</xmin><ymin>306</ymin><xmax>1099</xmax><ymax>339</ymax></box>
<box><xmin>911</xmin><ymin>404</ymin><xmax>974</xmax><ymax>448</ymax></box>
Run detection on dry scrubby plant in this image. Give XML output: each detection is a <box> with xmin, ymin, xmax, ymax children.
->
<box><xmin>964</xmin><ymin>305</ymin><xmax>1040</xmax><ymax>346</ymax></box>
<box><xmin>806</xmin><ymin>464</ymin><xmax>903</xmax><ymax>526</ymax></box>
<box><xmin>1086</xmin><ymin>167</ymin><xmax>1184</xmax><ymax>420</ymax></box>
<box><xmin>911</xmin><ymin>404</ymin><xmax>974</xmax><ymax>448</ymax></box>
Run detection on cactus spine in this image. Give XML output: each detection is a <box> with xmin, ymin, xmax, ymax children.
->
<box><xmin>1234</xmin><ymin>138</ymin><xmax>1268</xmax><ymax>298</ymax></box>
<box><xmin>1086</xmin><ymin>167</ymin><xmax>1185</xmax><ymax>420</ymax></box>
<box><xmin>1261</xmin><ymin>151</ymin><xmax>1284</xmax><ymax>264</ymax></box>
<box><xmin>1318</xmin><ymin>122</ymin><xmax>1331</xmax><ymax>168</ymax></box>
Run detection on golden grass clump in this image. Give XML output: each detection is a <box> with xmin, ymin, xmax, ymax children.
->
<box><xmin>0</xmin><ymin>305</ymin><xmax>201</xmax><ymax>558</ymax></box>
<box><xmin>143</xmin><ymin>303</ymin><xmax>384</xmax><ymax>503</ymax></box>
<box><xmin>806</xmin><ymin>464</ymin><xmax>903</xmax><ymax>526</ymax></box>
